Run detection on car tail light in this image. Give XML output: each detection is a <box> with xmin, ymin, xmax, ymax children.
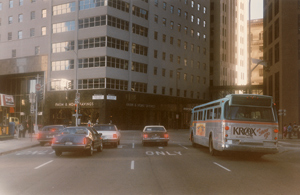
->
<box><xmin>50</xmin><ymin>128</ymin><xmax>56</xmax><ymax>132</ymax></box>
<box><xmin>164</xmin><ymin>134</ymin><xmax>169</xmax><ymax>138</ymax></box>
<box><xmin>37</xmin><ymin>133</ymin><xmax>41</xmax><ymax>139</ymax></box>
<box><xmin>83</xmin><ymin>137</ymin><xmax>87</xmax><ymax>145</ymax></box>
<box><xmin>52</xmin><ymin>137</ymin><xmax>56</xmax><ymax>144</ymax></box>
<box><xmin>113</xmin><ymin>134</ymin><xmax>118</xmax><ymax>139</ymax></box>
<box><xmin>143</xmin><ymin>134</ymin><xmax>148</xmax><ymax>138</ymax></box>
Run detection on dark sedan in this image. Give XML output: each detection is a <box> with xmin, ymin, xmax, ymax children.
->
<box><xmin>37</xmin><ymin>125</ymin><xmax>65</xmax><ymax>146</ymax></box>
<box><xmin>51</xmin><ymin>126</ymin><xmax>103</xmax><ymax>156</ymax></box>
<box><xmin>142</xmin><ymin>125</ymin><xmax>169</xmax><ymax>146</ymax></box>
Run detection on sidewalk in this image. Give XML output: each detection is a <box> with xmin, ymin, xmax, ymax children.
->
<box><xmin>0</xmin><ymin>133</ymin><xmax>39</xmax><ymax>156</ymax></box>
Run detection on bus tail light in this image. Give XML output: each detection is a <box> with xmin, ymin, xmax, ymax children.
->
<box><xmin>274</xmin><ymin>129</ymin><xmax>279</xmax><ymax>133</ymax></box>
<box><xmin>225</xmin><ymin>126</ymin><xmax>230</xmax><ymax>130</ymax></box>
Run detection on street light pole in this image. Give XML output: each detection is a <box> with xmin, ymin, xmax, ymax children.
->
<box><xmin>248</xmin><ymin>0</ymin><xmax>252</xmax><ymax>93</ymax></box>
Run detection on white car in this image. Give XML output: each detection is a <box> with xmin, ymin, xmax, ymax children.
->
<box><xmin>93</xmin><ymin>124</ymin><xmax>121</xmax><ymax>147</ymax></box>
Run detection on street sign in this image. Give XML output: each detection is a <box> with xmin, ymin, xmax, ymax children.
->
<box><xmin>29</xmin><ymin>93</ymin><xmax>36</xmax><ymax>103</ymax></box>
<box><xmin>107</xmin><ymin>95</ymin><xmax>117</xmax><ymax>100</ymax></box>
<box><xmin>92</xmin><ymin>95</ymin><xmax>104</xmax><ymax>100</ymax></box>
<box><xmin>30</xmin><ymin>104</ymin><xmax>34</xmax><ymax>114</ymax></box>
<box><xmin>35</xmin><ymin>83</ymin><xmax>42</xmax><ymax>91</ymax></box>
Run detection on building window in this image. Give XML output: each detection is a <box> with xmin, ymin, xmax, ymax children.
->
<box><xmin>162</xmin><ymin>68</ymin><xmax>166</xmax><ymax>77</ymax></box>
<box><xmin>19</xmin><ymin>0</ymin><xmax>23</xmax><ymax>6</ymax></box>
<box><xmin>170</xmin><ymin>70</ymin><xmax>173</xmax><ymax>78</ymax></box>
<box><xmin>53</xmin><ymin>21</ymin><xmax>75</xmax><ymax>33</ymax></box>
<box><xmin>170</xmin><ymin>36</ymin><xmax>173</xmax><ymax>45</ymax></box>
<box><xmin>132</xmin><ymin>61</ymin><xmax>147</xmax><ymax>73</ymax></box>
<box><xmin>30</xmin><ymin>28</ymin><xmax>35</xmax><ymax>37</ymax></box>
<box><xmin>184</xmin><ymin>12</ymin><xmax>188</xmax><ymax>20</ymax></box>
<box><xmin>31</xmin><ymin>0</ymin><xmax>36</xmax><ymax>3</ymax></box>
<box><xmin>169</xmin><ymin>88</ymin><xmax>173</xmax><ymax>96</ymax></box>
<box><xmin>162</xmin><ymin>18</ymin><xmax>166</xmax><ymax>26</ymax></box>
<box><xmin>12</xmin><ymin>49</ymin><xmax>16</xmax><ymax>57</ymax></box>
<box><xmin>170</xmin><ymin>5</ymin><xmax>174</xmax><ymax>13</ymax></box>
<box><xmin>52</xmin><ymin>41</ymin><xmax>75</xmax><ymax>53</ymax></box>
<box><xmin>52</xmin><ymin>60</ymin><xmax>75</xmax><ymax>71</ymax></box>
<box><xmin>31</xmin><ymin>11</ymin><xmax>35</xmax><ymax>20</ymax></box>
<box><xmin>163</xmin><ymin>2</ymin><xmax>166</xmax><ymax>10</ymax></box>
<box><xmin>8</xmin><ymin>16</ymin><xmax>13</xmax><ymax>24</ymax></box>
<box><xmin>177</xmin><ymin>24</ymin><xmax>181</xmax><ymax>32</ymax></box>
<box><xmin>35</xmin><ymin>46</ymin><xmax>40</xmax><ymax>55</ymax></box>
<box><xmin>191</xmin><ymin>15</ymin><xmax>194</xmax><ymax>22</ymax></box>
<box><xmin>162</xmin><ymin>34</ymin><xmax>166</xmax><ymax>42</ymax></box>
<box><xmin>154</xmin><ymin>31</ymin><xmax>158</xmax><ymax>40</ymax></box>
<box><xmin>162</xmin><ymin>52</ymin><xmax>166</xmax><ymax>60</ymax></box>
<box><xmin>170</xmin><ymin>21</ymin><xmax>174</xmax><ymax>29</ymax></box>
<box><xmin>154</xmin><ymin>50</ymin><xmax>158</xmax><ymax>58</ymax></box>
<box><xmin>9</xmin><ymin>0</ymin><xmax>13</xmax><ymax>8</ymax></box>
<box><xmin>162</xmin><ymin>87</ymin><xmax>165</xmax><ymax>95</ymax></box>
<box><xmin>170</xmin><ymin>54</ymin><xmax>173</xmax><ymax>62</ymax></box>
<box><xmin>154</xmin><ymin>67</ymin><xmax>157</xmax><ymax>75</ymax></box>
<box><xmin>41</xmin><ymin>27</ymin><xmax>46</xmax><ymax>35</ymax></box>
<box><xmin>178</xmin><ymin>8</ymin><xmax>181</xmax><ymax>16</ymax></box>
<box><xmin>275</xmin><ymin>43</ymin><xmax>279</xmax><ymax>63</ymax></box>
<box><xmin>154</xmin><ymin>15</ymin><xmax>158</xmax><ymax>23</ymax></box>
<box><xmin>18</xmin><ymin>14</ymin><xmax>23</xmax><ymax>22</ymax></box>
<box><xmin>153</xmin><ymin>86</ymin><xmax>157</xmax><ymax>94</ymax></box>
<box><xmin>177</xmin><ymin>39</ymin><xmax>181</xmax><ymax>47</ymax></box>
<box><xmin>18</xmin><ymin>31</ymin><xmax>22</xmax><ymax>39</ymax></box>
<box><xmin>8</xmin><ymin>32</ymin><xmax>12</xmax><ymax>41</ymax></box>
<box><xmin>53</xmin><ymin>2</ymin><xmax>76</xmax><ymax>15</ymax></box>
<box><xmin>42</xmin><ymin>9</ymin><xmax>47</xmax><ymax>18</ymax></box>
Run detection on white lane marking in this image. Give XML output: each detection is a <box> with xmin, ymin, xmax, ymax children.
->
<box><xmin>34</xmin><ymin>160</ymin><xmax>53</xmax><ymax>170</ymax></box>
<box><xmin>178</xmin><ymin>144</ymin><xmax>188</xmax><ymax>149</ymax></box>
<box><xmin>131</xmin><ymin>161</ymin><xmax>134</xmax><ymax>170</ymax></box>
<box><xmin>213</xmin><ymin>162</ymin><xmax>231</xmax><ymax>172</ymax></box>
<box><xmin>132</xmin><ymin>143</ymin><xmax>135</xmax><ymax>148</ymax></box>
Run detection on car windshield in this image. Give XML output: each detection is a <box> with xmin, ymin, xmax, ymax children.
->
<box><xmin>93</xmin><ymin>125</ymin><xmax>116</xmax><ymax>131</ymax></box>
<box><xmin>144</xmin><ymin>127</ymin><xmax>165</xmax><ymax>132</ymax></box>
<box><xmin>42</xmin><ymin>126</ymin><xmax>62</xmax><ymax>131</ymax></box>
<box><xmin>61</xmin><ymin>128</ymin><xmax>88</xmax><ymax>135</ymax></box>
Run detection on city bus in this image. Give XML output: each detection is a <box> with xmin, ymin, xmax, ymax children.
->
<box><xmin>190</xmin><ymin>94</ymin><xmax>279</xmax><ymax>156</ymax></box>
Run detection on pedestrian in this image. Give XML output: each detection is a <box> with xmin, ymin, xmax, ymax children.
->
<box><xmin>293</xmin><ymin>122</ymin><xmax>298</xmax><ymax>137</ymax></box>
<box><xmin>21</xmin><ymin>119</ymin><xmax>28</xmax><ymax>138</ymax></box>
<box><xmin>288</xmin><ymin>123</ymin><xmax>293</xmax><ymax>139</ymax></box>
<box><xmin>283</xmin><ymin>124</ymin><xmax>287</xmax><ymax>138</ymax></box>
<box><xmin>87</xmin><ymin>119</ymin><xmax>91</xmax><ymax>127</ymax></box>
<box><xmin>18</xmin><ymin>122</ymin><xmax>24</xmax><ymax>138</ymax></box>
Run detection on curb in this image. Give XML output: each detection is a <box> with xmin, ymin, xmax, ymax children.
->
<box><xmin>0</xmin><ymin>143</ymin><xmax>40</xmax><ymax>156</ymax></box>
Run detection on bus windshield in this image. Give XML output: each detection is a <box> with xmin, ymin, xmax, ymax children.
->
<box><xmin>224</xmin><ymin>102</ymin><xmax>275</xmax><ymax>122</ymax></box>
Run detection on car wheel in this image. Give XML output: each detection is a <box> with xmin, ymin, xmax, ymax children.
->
<box><xmin>55</xmin><ymin>150</ymin><xmax>62</xmax><ymax>156</ymax></box>
<box><xmin>40</xmin><ymin>142</ymin><xmax>45</xmax><ymax>146</ymax></box>
<box><xmin>97</xmin><ymin>143</ymin><xmax>103</xmax><ymax>152</ymax></box>
<box><xmin>86</xmin><ymin>145</ymin><xmax>93</xmax><ymax>156</ymax></box>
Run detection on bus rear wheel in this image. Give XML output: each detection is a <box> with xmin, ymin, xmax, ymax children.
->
<box><xmin>209</xmin><ymin>137</ymin><xmax>217</xmax><ymax>156</ymax></box>
<box><xmin>191</xmin><ymin>134</ymin><xmax>197</xmax><ymax>147</ymax></box>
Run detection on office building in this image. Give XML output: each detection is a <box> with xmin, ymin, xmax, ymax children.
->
<box><xmin>0</xmin><ymin>0</ymin><xmax>210</xmax><ymax>130</ymax></box>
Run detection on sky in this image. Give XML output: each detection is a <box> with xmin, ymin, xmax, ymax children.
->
<box><xmin>250</xmin><ymin>0</ymin><xmax>263</xmax><ymax>19</ymax></box>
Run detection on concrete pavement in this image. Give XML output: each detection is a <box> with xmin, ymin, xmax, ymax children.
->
<box><xmin>0</xmin><ymin>133</ymin><xmax>39</xmax><ymax>156</ymax></box>
<box><xmin>1</xmin><ymin>132</ymin><xmax>300</xmax><ymax>156</ymax></box>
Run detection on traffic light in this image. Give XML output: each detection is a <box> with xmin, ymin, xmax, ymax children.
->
<box><xmin>38</xmin><ymin>91</ymin><xmax>43</xmax><ymax>101</ymax></box>
<box><xmin>74</xmin><ymin>104</ymin><xmax>77</xmax><ymax>113</ymax></box>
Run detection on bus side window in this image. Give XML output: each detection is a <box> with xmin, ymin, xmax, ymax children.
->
<box><xmin>214</xmin><ymin>108</ymin><xmax>221</xmax><ymax>119</ymax></box>
<box><xmin>207</xmin><ymin>109</ymin><xmax>213</xmax><ymax>120</ymax></box>
<box><xmin>203</xmin><ymin>110</ymin><xmax>206</xmax><ymax>121</ymax></box>
<box><xmin>199</xmin><ymin>111</ymin><xmax>203</xmax><ymax>121</ymax></box>
<box><xmin>193</xmin><ymin>112</ymin><xmax>197</xmax><ymax>121</ymax></box>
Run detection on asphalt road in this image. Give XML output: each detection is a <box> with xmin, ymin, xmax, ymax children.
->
<box><xmin>1</xmin><ymin>130</ymin><xmax>300</xmax><ymax>195</ymax></box>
